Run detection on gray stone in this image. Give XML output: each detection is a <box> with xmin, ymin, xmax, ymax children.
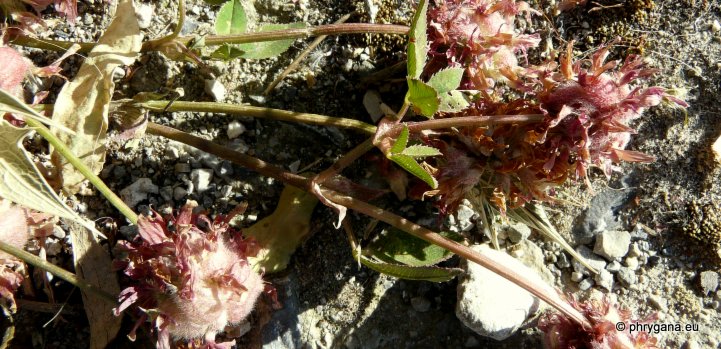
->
<box><xmin>594</xmin><ymin>230</ymin><xmax>632</xmax><ymax>260</ymax></box>
<box><xmin>120</xmin><ymin>178</ymin><xmax>159</xmax><ymax>207</ymax></box>
<box><xmin>555</xmin><ymin>252</ymin><xmax>570</xmax><ymax>269</ymax></box>
<box><xmin>594</xmin><ymin>269</ymin><xmax>614</xmax><ymax>291</ymax></box>
<box><xmin>572</xmin><ymin>188</ymin><xmax>634</xmax><ymax>244</ymax></box>
<box><xmin>606</xmin><ymin>261</ymin><xmax>622</xmax><ymax>273</ymax></box>
<box><xmin>515</xmin><ymin>240</ymin><xmax>554</xmax><ymax>284</ymax></box>
<box><xmin>572</xmin><ymin>245</ymin><xmax>608</xmax><ymax>275</ymax></box>
<box><xmin>455</xmin><ymin>204</ymin><xmax>476</xmax><ymax>232</ymax></box>
<box><xmin>578</xmin><ymin>278</ymin><xmax>594</xmax><ymax>290</ymax></box>
<box><xmin>160</xmin><ymin>186</ymin><xmax>173</xmax><ymax>202</ymax></box>
<box><xmin>411</xmin><ymin>296</ymin><xmax>431</xmax><ymax>312</ymax></box>
<box><xmin>456</xmin><ymin>245</ymin><xmax>547</xmax><ymax>340</ymax></box>
<box><xmin>617</xmin><ymin>267</ymin><xmax>638</xmax><ymax>286</ymax></box>
<box><xmin>507</xmin><ymin>223</ymin><xmax>532</xmax><ymax>244</ymax></box>
<box><xmin>174</xmin><ymin>163</ymin><xmax>191</xmax><ymax>173</ymax></box>
<box><xmin>700</xmin><ymin>271</ymin><xmax>720</xmax><ymax>295</ymax></box>
<box><xmin>173</xmin><ymin>187</ymin><xmax>188</xmax><ymax>201</ymax></box>
<box><xmin>191</xmin><ymin>169</ymin><xmax>213</xmax><ymax>194</ymax></box>
<box><xmin>571</xmin><ymin>271</ymin><xmax>584</xmax><ymax>282</ymax></box>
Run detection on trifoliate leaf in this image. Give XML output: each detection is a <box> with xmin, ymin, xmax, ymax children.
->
<box><xmin>407</xmin><ymin>0</ymin><xmax>428</xmax><ymax>79</ymax></box>
<box><xmin>427</xmin><ymin>67</ymin><xmax>464</xmax><ymax>93</ymax></box>
<box><xmin>390</xmin><ymin>125</ymin><xmax>409</xmax><ymax>154</ymax></box>
<box><xmin>406</xmin><ymin>78</ymin><xmax>438</xmax><ymax>118</ymax></box>
<box><xmin>389</xmin><ymin>153</ymin><xmax>438</xmax><ymax>189</ymax></box>
<box><xmin>438</xmin><ymin>90</ymin><xmax>471</xmax><ymax>113</ymax></box>
<box><xmin>401</xmin><ymin>145</ymin><xmax>441</xmax><ymax>158</ymax></box>
<box><xmin>215</xmin><ymin>0</ymin><xmax>247</xmax><ymax>35</ymax></box>
<box><xmin>365</xmin><ymin>228</ymin><xmax>461</xmax><ymax>267</ymax></box>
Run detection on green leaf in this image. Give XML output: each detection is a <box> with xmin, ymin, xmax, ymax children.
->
<box><xmin>236</xmin><ymin>23</ymin><xmax>304</xmax><ymax>59</ymax></box>
<box><xmin>438</xmin><ymin>90</ymin><xmax>471</xmax><ymax>113</ymax></box>
<box><xmin>407</xmin><ymin>0</ymin><xmax>428</xmax><ymax>79</ymax></box>
<box><xmin>390</xmin><ymin>125</ymin><xmax>409</xmax><ymax>154</ymax></box>
<box><xmin>365</xmin><ymin>228</ymin><xmax>461</xmax><ymax>267</ymax></box>
<box><xmin>243</xmin><ymin>185</ymin><xmax>319</xmax><ymax>273</ymax></box>
<box><xmin>389</xmin><ymin>153</ymin><xmax>438</xmax><ymax>189</ymax></box>
<box><xmin>427</xmin><ymin>67</ymin><xmax>464</xmax><ymax>93</ymax></box>
<box><xmin>212</xmin><ymin>22</ymin><xmax>305</xmax><ymax>60</ymax></box>
<box><xmin>215</xmin><ymin>0</ymin><xmax>247</xmax><ymax>35</ymax></box>
<box><xmin>356</xmin><ymin>256</ymin><xmax>461</xmax><ymax>282</ymax></box>
<box><xmin>401</xmin><ymin>145</ymin><xmax>441</xmax><ymax>158</ymax></box>
<box><xmin>406</xmin><ymin>78</ymin><xmax>439</xmax><ymax>118</ymax></box>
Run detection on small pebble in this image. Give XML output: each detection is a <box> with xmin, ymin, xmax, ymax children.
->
<box><xmin>191</xmin><ymin>169</ymin><xmax>213</xmax><ymax>193</ymax></box>
<box><xmin>136</xmin><ymin>3</ymin><xmax>154</xmax><ymax>28</ymax></box>
<box><xmin>173</xmin><ymin>187</ymin><xmax>188</xmax><ymax>201</ymax></box>
<box><xmin>606</xmin><ymin>261</ymin><xmax>622</xmax><ymax>273</ymax></box>
<box><xmin>204</xmin><ymin>79</ymin><xmax>227</xmax><ymax>101</ymax></box>
<box><xmin>578</xmin><ymin>278</ymin><xmax>594</xmax><ymax>291</ymax></box>
<box><xmin>593</xmin><ymin>230</ymin><xmax>631</xmax><ymax>260</ymax></box>
<box><xmin>227</xmin><ymin>121</ymin><xmax>246</xmax><ymax>139</ymax></box>
<box><xmin>506</xmin><ymin>223</ymin><xmax>531</xmax><ymax>243</ymax></box>
<box><xmin>700</xmin><ymin>271</ymin><xmax>719</xmax><ymax>295</ymax></box>
<box><xmin>571</xmin><ymin>271</ymin><xmax>584</xmax><ymax>282</ymax></box>
<box><xmin>617</xmin><ymin>267</ymin><xmax>637</xmax><ymax>286</ymax></box>
<box><xmin>648</xmin><ymin>294</ymin><xmax>668</xmax><ymax>311</ymax></box>
<box><xmin>174</xmin><ymin>163</ymin><xmax>191</xmax><ymax>173</ymax></box>
<box><xmin>555</xmin><ymin>252</ymin><xmax>570</xmax><ymax>269</ymax></box>
<box><xmin>624</xmin><ymin>257</ymin><xmax>639</xmax><ymax>270</ymax></box>
<box><xmin>594</xmin><ymin>269</ymin><xmax>614</xmax><ymax>291</ymax></box>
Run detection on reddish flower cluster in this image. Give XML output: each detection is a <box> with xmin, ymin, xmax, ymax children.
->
<box><xmin>423</xmin><ymin>0</ymin><xmax>687</xmax><ymax>214</ymax></box>
<box><xmin>539</xmin><ymin>296</ymin><xmax>659</xmax><ymax>349</ymax></box>
<box><xmin>0</xmin><ymin>0</ymin><xmax>77</xmax><ymax>28</ymax></box>
<box><xmin>114</xmin><ymin>202</ymin><xmax>264</xmax><ymax>349</ymax></box>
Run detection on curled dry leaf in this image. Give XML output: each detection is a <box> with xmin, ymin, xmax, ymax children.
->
<box><xmin>50</xmin><ymin>0</ymin><xmax>142</xmax><ymax>194</ymax></box>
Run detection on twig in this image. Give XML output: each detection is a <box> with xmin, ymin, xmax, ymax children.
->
<box><xmin>264</xmin><ymin>13</ymin><xmax>353</xmax><ymax>95</ymax></box>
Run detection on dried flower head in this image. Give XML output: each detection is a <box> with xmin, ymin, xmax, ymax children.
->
<box><xmin>539</xmin><ymin>296</ymin><xmax>659</xmax><ymax>349</ymax></box>
<box><xmin>114</xmin><ymin>201</ymin><xmax>264</xmax><ymax>349</ymax></box>
<box><xmin>427</xmin><ymin>0</ymin><xmax>540</xmax><ymax>93</ymax></box>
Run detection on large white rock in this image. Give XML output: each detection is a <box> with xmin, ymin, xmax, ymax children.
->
<box><xmin>456</xmin><ymin>244</ymin><xmax>548</xmax><ymax>340</ymax></box>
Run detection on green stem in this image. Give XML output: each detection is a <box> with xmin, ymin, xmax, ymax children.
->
<box><xmin>140</xmin><ymin>100</ymin><xmax>376</xmax><ymax>135</ymax></box>
<box><xmin>9</xmin><ymin>23</ymin><xmax>409</xmax><ymax>53</ymax></box>
<box><xmin>145</xmin><ymin>121</ymin><xmax>591</xmax><ymax>329</ymax></box>
<box><xmin>23</xmin><ymin>118</ymin><xmax>138</xmax><ymax>224</ymax></box>
<box><xmin>144</xmin><ymin>0</ymin><xmax>186</xmax><ymax>50</ymax></box>
<box><xmin>0</xmin><ymin>241</ymin><xmax>116</xmax><ymax>304</ymax></box>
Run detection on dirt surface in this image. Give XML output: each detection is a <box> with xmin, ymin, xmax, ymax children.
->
<box><xmin>5</xmin><ymin>0</ymin><xmax>721</xmax><ymax>348</ymax></box>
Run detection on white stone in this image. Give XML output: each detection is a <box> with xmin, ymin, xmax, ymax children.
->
<box><xmin>363</xmin><ymin>90</ymin><xmax>384</xmax><ymax>122</ymax></box>
<box><xmin>191</xmin><ymin>169</ymin><xmax>213</xmax><ymax>193</ymax></box>
<box><xmin>456</xmin><ymin>245</ymin><xmax>548</xmax><ymax>340</ymax></box>
<box><xmin>204</xmin><ymin>79</ymin><xmax>226</xmax><ymax>101</ymax></box>
<box><xmin>135</xmin><ymin>3</ymin><xmax>154</xmax><ymax>29</ymax></box>
<box><xmin>594</xmin><ymin>269</ymin><xmax>614</xmax><ymax>291</ymax></box>
<box><xmin>120</xmin><ymin>178</ymin><xmax>159</xmax><ymax>207</ymax></box>
<box><xmin>227</xmin><ymin>121</ymin><xmax>246</xmax><ymax>139</ymax></box>
<box><xmin>700</xmin><ymin>271</ymin><xmax>719</xmax><ymax>295</ymax></box>
<box><xmin>593</xmin><ymin>230</ymin><xmax>631</xmax><ymax>260</ymax></box>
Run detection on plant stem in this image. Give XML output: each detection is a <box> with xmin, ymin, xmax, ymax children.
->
<box><xmin>264</xmin><ymin>13</ymin><xmax>352</xmax><ymax>95</ymax></box>
<box><xmin>321</xmin><ymin>189</ymin><xmax>592</xmax><ymax>329</ymax></box>
<box><xmin>144</xmin><ymin>0</ymin><xmax>186</xmax><ymax>50</ymax></box>
<box><xmin>312</xmin><ymin>137</ymin><xmax>375</xmax><ymax>184</ymax></box>
<box><xmin>406</xmin><ymin>114</ymin><xmax>545</xmax><ymax>131</ymax></box>
<box><xmin>0</xmin><ymin>241</ymin><xmax>116</xmax><ymax>304</ymax></box>
<box><xmin>8</xmin><ymin>23</ymin><xmax>409</xmax><ymax>53</ymax></box>
<box><xmin>140</xmin><ymin>100</ymin><xmax>376</xmax><ymax>135</ymax></box>
<box><xmin>146</xmin><ymin>121</ymin><xmax>592</xmax><ymax>329</ymax></box>
<box><xmin>23</xmin><ymin>118</ymin><xmax>138</xmax><ymax>224</ymax></box>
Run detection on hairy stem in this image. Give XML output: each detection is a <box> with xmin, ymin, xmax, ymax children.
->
<box><xmin>146</xmin><ymin>121</ymin><xmax>591</xmax><ymax>329</ymax></box>
<box><xmin>23</xmin><ymin>118</ymin><xmax>138</xmax><ymax>224</ymax></box>
<box><xmin>0</xmin><ymin>241</ymin><xmax>116</xmax><ymax>303</ymax></box>
<box><xmin>141</xmin><ymin>100</ymin><xmax>376</xmax><ymax>135</ymax></box>
<box><xmin>9</xmin><ymin>23</ymin><xmax>409</xmax><ymax>53</ymax></box>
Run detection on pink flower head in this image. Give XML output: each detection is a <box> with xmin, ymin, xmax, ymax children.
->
<box><xmin>539</xmin><ymin>295</ymin><xmax>659</xmax><ymax>349</ymax></box>
<box><xmin>114</xmin><ymin>201</ymin><xmax>264</xmax><ymax>349</ymax></box>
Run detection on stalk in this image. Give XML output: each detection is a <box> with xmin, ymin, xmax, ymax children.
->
<box><xmin>23</xmin><ymin>118</ymin><xmax>138</xmax><ymax>224</ymax></box>
<box><xmin>140</xmin><ymin>100</ymin><xmax>376</xmax><ymax>135</ymax></box>
<box><xmin>8</xmin><ymin>23</ymin><xmax>409</xmax><ymax>53</ymax></box>
<box><xmin>145</xmin><ymin>121</ymin><xmax>591</xmax><ymax>329</ymax></box>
